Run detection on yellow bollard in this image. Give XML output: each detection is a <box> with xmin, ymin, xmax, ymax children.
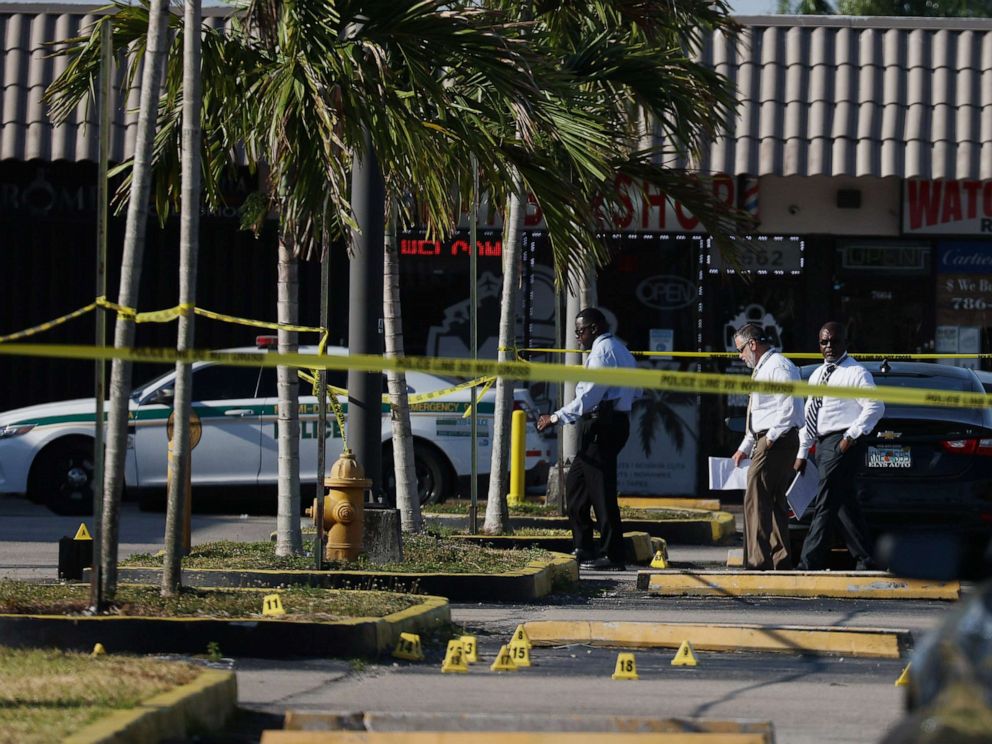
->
<box><xmin>507</xmin><ymin>409</ymin><xmax>527</xmax><ymax>507</ymax></box>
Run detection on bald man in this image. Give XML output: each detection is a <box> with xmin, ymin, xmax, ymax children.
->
<box><xmin>794</xmin><ymin>322</ymin><xmax>884</xmax><ymax>571</ymax></box>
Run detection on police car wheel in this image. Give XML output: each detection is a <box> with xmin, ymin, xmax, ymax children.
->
<box><xmin>30</xmin><ymin>438</ymin><xmax>95</xmax><ymax>516</ymax></box>
<box><xmin>413</xmin><ymin>444</ymin><xmax>452</xmax><ymax>506</ymax></box>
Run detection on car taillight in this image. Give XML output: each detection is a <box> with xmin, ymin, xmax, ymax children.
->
<box><xmin>941</xmin><ymin>439</ymin><xmax>976</xmax><ymax>454</ymax></box>
<box><xmin>256</xmin><ymin>335</ymin><xmax>278</xmax><ymax>349</ymax></box>
<box><xmin>940</xmin><ymin>438</ymin><xmax>992</xmax><ymax>456</ymax></box>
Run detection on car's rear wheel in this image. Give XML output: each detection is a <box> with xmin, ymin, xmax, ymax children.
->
<box><xmin>29</xmin><ymin>437</ymin><xmax>95</xmax><ymax>516</ymax></box>
<box><xmin>383</xmin><ymin>441</ymin><xmax>454</xmax><ymax>506</ymax></box>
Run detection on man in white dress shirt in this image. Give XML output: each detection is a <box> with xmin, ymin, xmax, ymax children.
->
<box><xmin>537</xmin><ymin>308</ymin><xmax>637</xmax><ymax>571</ymax></box>
<box><xmin>793</xmin><ymin>322</ymin><xmax>884</xmax><ymax>571</ymax></box>
<box><xmin>731</xmin><ymin>323</ymin><xmax>804</xmax><ymax>570</ymax></box>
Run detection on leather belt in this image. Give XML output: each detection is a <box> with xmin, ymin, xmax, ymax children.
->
<box><xmin>756</xmin><ymin>427</ymin><xmax>798</xmax><ymax>439</ymax></box>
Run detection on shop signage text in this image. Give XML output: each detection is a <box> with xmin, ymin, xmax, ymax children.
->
<box><xmin>903</xmin><ymin>179</ymin><xmax>992</xmax><ymax>235</ymax></box>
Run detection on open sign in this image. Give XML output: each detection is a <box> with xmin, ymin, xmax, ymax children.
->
<box><xmin>635</xmin><ymin>275</ymin><xmax>697</xmax><ymax>310</ymax></box>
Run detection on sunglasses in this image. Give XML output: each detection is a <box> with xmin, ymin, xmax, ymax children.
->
<box><xmin>574</xmin><ymin>324</ymin><xmax>594</xmax><ymax>336</ymax></box>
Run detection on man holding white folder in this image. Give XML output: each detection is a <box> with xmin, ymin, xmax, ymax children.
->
<box><xmin>731</xmin><ymin>324</ymin><xmax>804</xmax><ymax>570</ymax></box>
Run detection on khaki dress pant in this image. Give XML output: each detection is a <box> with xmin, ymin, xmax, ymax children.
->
<box><xmin>744</xmin><ymin>428</ymin><xmax>799</xmax><ymax>570</ymax></box>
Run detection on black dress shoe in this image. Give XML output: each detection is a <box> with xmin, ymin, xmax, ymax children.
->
<box><xmin>573</xmin><ymin>549</ymin><xmax>596</xmax><ymax>563</ymax></box>
<box><xmin>580</xmin><ymin>556</ymin><xmax>626</xmax><ymax>571</ymax></box>
<box><xmin>855</xmin><ymin>559</ymin><xmax>879</xmax><ymax>571</ymax></box>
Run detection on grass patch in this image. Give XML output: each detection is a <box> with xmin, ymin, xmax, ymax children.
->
<box><xmin>0</xmin><ymin>581</ymin><xmax>419</xmax><ymax>620</ymax></box>
<box><xmin>0</xmin><ymin>646</ymin><xmax>200</xmax><ymax>744</ymax></box>
<box><xmin>425</xmin><ymin>502</ymin><xmax>707</xmax><ymax>521</ymax></box>
<box><xmin>121</xmin><ymin>533</ymin><xmax>553</xmax><ymax>575</ymax></box>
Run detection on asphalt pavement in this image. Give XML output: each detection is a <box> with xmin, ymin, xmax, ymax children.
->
<box><xmin>0</xmin><ymin>495</ymin><xmax>960</xmax><ymax>743</ymax></box>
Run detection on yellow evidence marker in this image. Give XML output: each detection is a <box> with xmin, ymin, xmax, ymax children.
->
<box><xmin>895</xmin><ymin>663</ymin><xmax>911</xmax><ymax>687</ymax></box>
<box><xmin>490</xmin><ymin>645</ymin><xmax>518</xmax><ymax>672</ymax></box>
<box><xmin>74</xmin><ymin>523</ymin><xmax>92</xmax><ymax>541</ymax></box>
<box><xmin>441</xmin><ymin>640</ymin><xmax>469</xmax><ymax>673</ymax></box>
<box><xmin>511</xmin><ymin>624</ymin><xmax>532</xmax><ymax>650</ymax></box>
<box><xmin>650</xmin><ymin>550</ymin><xmax>669</xmax><ymax>569</ymax></box>
<box><xmin>612</xmin><ymin>652</ymin><xmax>639</xmax><ymax>680</ymax></box>
<box><xmin>508</xmin><ymin>639</ymin><xmax>531</xmax><ymax>668</ymax></box>
<box><xmin>261</xmin><ymin>594</ymin><xmax>286</xmax><ymax>617</ymax></box>
<box><xmin>671</xmin><ymin>640</ymin><xmax>698</xmax><ymax>667</ymax></box>
<box><xmin>91</xmin><ymin>643</ymin><xmax>106</xmax><ymax>656</ymax></box>
<box><xmin>459</xmin><ymin>635</ymin><xmax>478</xmax><ymax>663</ymax></box>
<box><xmin>392</xmin><ymin>632</ymin><xmax>424</xmax><ymax>661</ymax></box>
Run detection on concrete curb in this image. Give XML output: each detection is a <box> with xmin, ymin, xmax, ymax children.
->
<box><xmin>261</xmin><ymin>731</ymin><xmax>773</xmax><ymax>743</ymax></box>
<box><xmin>522</xmin><ymin>620</ymin><xmax>909</xmax><ymax>659</ymax></box>
<box><xmin>277</xmin><ymin>712</ymin><xmax>775</xmax><ymax>742</ymax></box>
<box><xmin>0</xmin><ymin>594</ymin><xmax>450</xmax><ymax>659</ymax></box>
<box><xmin>64</xmin><ymin>668</ymin><xmax>236</xmax><ymax>744</ymax></box>
<box><xmin>425</xmin><ymin>510</ymin><xmax>736</xmax><ymax>545</ymax></box>
<box><xmin>448</xmin><ymin>532</ymin><xmax>654</xmax><ymax>564</ymax></box>
<box><xmin>617</xmin><ymin>496</ymin><xmax>722</xmax><ymax>511</ymax></box>
<box><xmin>637</xmin><ymin>569</ymin><xmax>960</xmax><ymax>600</ymax></box>
<box><xmin>105</xmin><ymin>554</ymin><xmax>577</xmax><ymax>603</ymax></box>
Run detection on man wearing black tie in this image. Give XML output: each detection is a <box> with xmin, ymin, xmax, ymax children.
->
<box><xmin>794</xmin><ymin>322</ymin><xmax>884</xmax><ymax>571</ymax></box>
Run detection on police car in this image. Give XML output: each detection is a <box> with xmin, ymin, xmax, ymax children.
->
<box><xmin>0</xmin><ymin>341</ymin><xmax>553</xmax><ymax>514</ymax></box>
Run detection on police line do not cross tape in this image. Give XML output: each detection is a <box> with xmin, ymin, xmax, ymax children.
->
<box><xmin>0</xmin><ymin>341</ymin><xmax>990</xmax><ymax>411</ymax></box>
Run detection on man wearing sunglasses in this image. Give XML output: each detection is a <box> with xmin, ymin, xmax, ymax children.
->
<box><xmin>794</xmin><ymin>321</ymin><xmax>884</xmax><ymax>571</ymax></box>
<box><xmin>537</xmin><ymin>307</ymin><xmax>637</xmax><ymax>571</ymax></box>
<box><xmin>731</xmin><ymin>322</ymin><xmax>804</xmax><ymax>571</ymax></box>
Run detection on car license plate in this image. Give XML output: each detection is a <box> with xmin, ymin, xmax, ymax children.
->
<box><xmin>868</xmin><ymin>445</ymin><xmax>911</xmax><ymax>468</ymax></box>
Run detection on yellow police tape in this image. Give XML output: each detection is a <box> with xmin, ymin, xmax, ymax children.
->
<box><xmin>518</xmin><ymin>346</ymin><xmax>992</xmax><ymax>361</ymax></box>
<box><xmin>0</xmin><ymin>298</ymin><xmax>327</xmax><ymax>344</ymax></box>
<box><xmin>297</xmin><ymin>369</ymin><xmax>497</xmax><ymax>415</ymax></box>
<box><xmin>2</xmin><ymin>341</ymin><xmax>991</xmax><ymax>411</ymax></box>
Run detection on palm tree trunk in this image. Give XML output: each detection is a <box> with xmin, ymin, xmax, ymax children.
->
<box><xmin>483</xmin><ymin>171</ymin><xmax>525</xmax><ymax>535</ymax></box>
<box><xmin>275</xmin><ymin>233</ymin><xmax>303</xmax><ymax>556</ymax></box>
<box><xmin>383</xmin><ymin>200</ymin><xmax>420</xmax><ymax>533</ymax></box>
<box><xmin>100</xmin><ymin>0</ymin><xmax>171</xmax><ymax>599</ymax></box>
<box><xmin>162</xmin><ymin>0</ymin><xmax>202</xmax><ymax>597</ymax></box>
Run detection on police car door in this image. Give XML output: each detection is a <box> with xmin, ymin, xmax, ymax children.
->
<box><xmin>257</xmin><ymin>367</ymin><xmax>346</xmax><ymax>488</ymax></box>
<box><xmin>132</xmin><ymin>364</ymin><xmax>265</xmax><ymax>488</ymax></box>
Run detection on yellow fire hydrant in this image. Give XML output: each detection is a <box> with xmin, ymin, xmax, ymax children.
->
<box><xmin>306</xmin><ymin>449</ymin><xmax>371</xmax><ymax>562</ymax></box>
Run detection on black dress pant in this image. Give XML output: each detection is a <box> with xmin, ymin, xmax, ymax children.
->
<box><xmin>565</xmin><ymin>411</ymin><xmax>630</xmax><ymax>563</ymax></box>
<box><xmin>799</xmin><ymin>431</ymin><xmax>873</xmax><ymax>569</ymax></box>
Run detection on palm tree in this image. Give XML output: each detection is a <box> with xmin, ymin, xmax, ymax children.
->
<box><xmin>161</xmin><ymin>0</ymin><xmax>204</xmax><ymax>595</ymax></box>
<box><xmin>47</xmin><ymin>0</ymin><xmax>172</xmax><ymax>599</ymax></box>
<box><xmin>482</xmin><ymin>0</ymin><xmax>746</xmax><ymax>533</ymax></box>
<box><xmin>383</xmin><ymin>199</ymin><xmax>421</xmax><ymax>533</ymax></box>
<box><xmin>47</xmin><ymin>0</ymin><xmax>626</xmax><ymax>564</ymax></box>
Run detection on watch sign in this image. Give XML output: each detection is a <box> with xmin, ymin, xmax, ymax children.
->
<box><xmin>903</xmin><ymin>179</ymin><xmax>992</xmax><ymax>235</ymax></box>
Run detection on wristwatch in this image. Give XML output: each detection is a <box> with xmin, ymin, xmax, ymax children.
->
<box><xmin>550</xmin><ymin>413</ymin><xmax>559</xmax><ymax>425</ymax></box>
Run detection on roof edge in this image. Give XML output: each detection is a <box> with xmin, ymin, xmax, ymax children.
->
<box><xmin>0</xmin><ymin>3</ymin><xmax>234</xmax><ymax>17</ymax></box>
<box><xmin>734</xmin><ymin>13</ymin><xmax>992</xmax><ymax>30</ymax></box>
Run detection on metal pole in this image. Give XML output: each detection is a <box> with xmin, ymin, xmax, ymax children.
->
<box><xmin>314</xmin><ymin>219</ymin><xmax>329</xmax><ymax>570</ymax></box>
<box><xmin>469</xmin><ymin>155</ymin><xmax>479</xmax><ymax>534</ymax></box>
<box><xmin>90</xmin><ymin>19</ymin><xmax>111</xmax><ymax>611</ymax></box>
<box><xmin>347</xmin><ymin>130</ymin><xmax>385</xmax><ymax>501</ymax></box>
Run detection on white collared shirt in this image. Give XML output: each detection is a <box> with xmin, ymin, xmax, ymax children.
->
<box><xmin>555</xmin><ymin>332</ymin><xmax>638</xmax><ymax>424</ymax></box>
<box><xmin>797</xmin><ymin>353</ymin><xmax>885</xmax><ymax>459</ymax></box>
<box><xmin>737</xmin><ymin>349</ymin><xmax>804</xmax><ymax>457</ymax></box>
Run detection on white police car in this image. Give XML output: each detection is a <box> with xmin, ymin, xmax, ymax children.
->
<box><xmin>0</xmin><ymin>342</ymin><xmax>553</xmax><ymax>514</ymax></box>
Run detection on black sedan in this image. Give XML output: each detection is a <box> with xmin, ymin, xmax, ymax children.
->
<box><xmin>797</xmin><ymin>361</ymin><xmax>992</xmax><ymax>568</ymax></box>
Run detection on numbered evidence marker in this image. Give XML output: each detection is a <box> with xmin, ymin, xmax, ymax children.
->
<box><xmin>459</xmin><ymin>635</ymin><xmax>478</xmax><ymax>663</ymax></box>
<box><xmin>261</xmin><ymin>594</ymin><xmax>286</xmax><ymax>617</ymax></box>
<box><xmin>671</xmin><ymin>640</ymin><xmax>698</xmax><ymax>667</ymax></box>
<box><xmin>441</xmin><ymin>639</ymin><xmax>469</xmax><ymax>673</ymax></box>
<box><xmin>508</xmin><ymin>639</ymin><xmax>531</xmax><ymax>668</ymax></box>
<box><xmin>392</xmin><ymin>632</ymin><xmax>424</xmax><ymax>662</ymax></box>
<box><xmin>511</xmin><ymin>624</ymin><xmax>532</xmax><ymax>650</ymax></box>
<box><xmin>91</xmin><ymin>643</ymin><xmax>106</xmax><ymax>657</ymax></box>
<box><xmin>490</xmin><ymin>645</ymin><xmax>518</xmax><ymax>672</ymax></box>
<box><xmin>895</xmin><ymin>663</ymin><xmax>911</xmax><ymax>687</ymax></box>
<box><xmin>649</xmin><ymin>550</ymin><xmax>669</xmax><ymax>569</ymax></box>
<box><xmin>74</xmin><ymin>523</ymin><xmax>92</xmax><ymax>541</ymax></box>
<box><xmin>612</xmin><ymin>652</ymin><xmax>638</xmax><ymax>680</ymax></box>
